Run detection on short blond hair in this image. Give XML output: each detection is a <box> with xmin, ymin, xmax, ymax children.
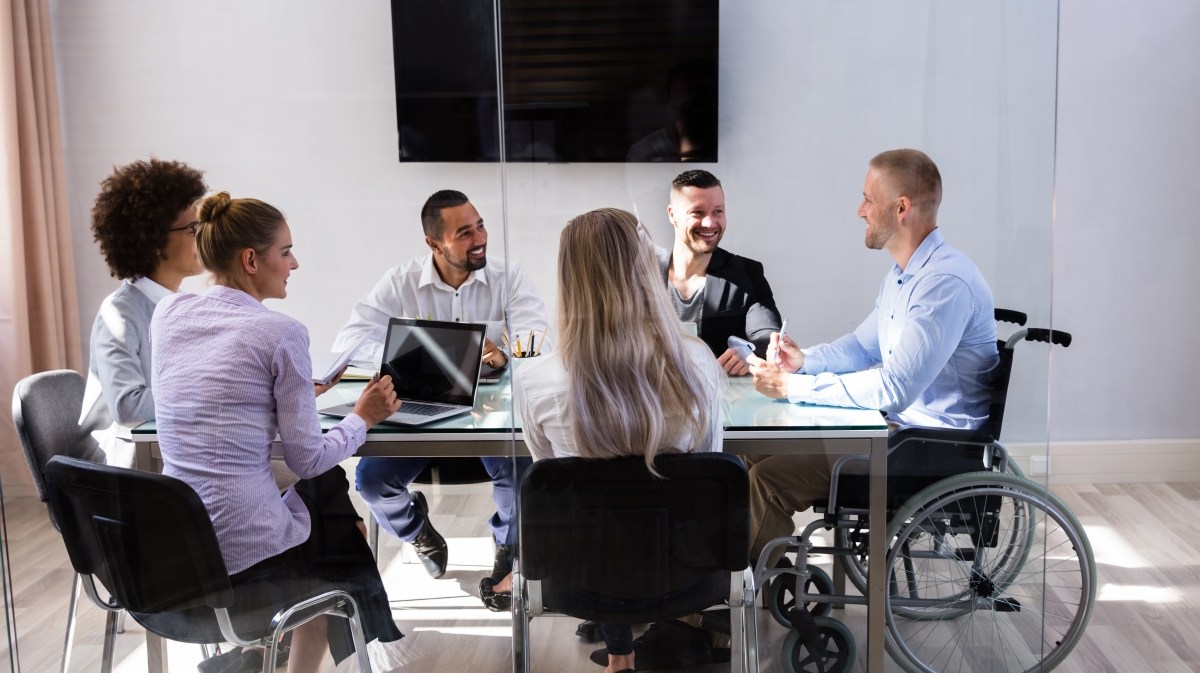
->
<box><xmin>870</xmin><ymin>148</ymin><xmax>942</xmax><ymax>210</ymax></box>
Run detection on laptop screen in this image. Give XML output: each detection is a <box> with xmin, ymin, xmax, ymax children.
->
<box><xmin>380</xmin><ymin>318</ymin><xmax>484</xmax><ymax>407</ymax></box>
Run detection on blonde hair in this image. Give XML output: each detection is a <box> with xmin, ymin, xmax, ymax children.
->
<box><xmin>556</xmin><ymin>208</ymin><xmax>716</xmax><ymax>473</ymax></box>
<box><xmin>196</xmin><ymin>192</ymin><xmax>284</xmax><ymax>279</ymax></box>
<box><xmin>869</xmin><ymin>148</ymin><xmax>942</xmax><ymax>211</ymax></box>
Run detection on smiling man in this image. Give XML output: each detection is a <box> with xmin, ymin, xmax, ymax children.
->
<box><xmin>332</xmin><ymin>189</ymin><xmax>548</xmax><ymax>585</ymax></box>
<box><xmin>658</xmin><ymin>169</ymin><xmax>782</xmax><ymax>375</ymax></box>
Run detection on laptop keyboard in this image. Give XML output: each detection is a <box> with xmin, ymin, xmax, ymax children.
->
<box><xmin>401</xmin><ymin>402</ymin><xmax>449</xmax><ymax>417</ymax></box>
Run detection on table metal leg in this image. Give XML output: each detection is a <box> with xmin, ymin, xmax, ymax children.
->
<box><xmin>866</xmin><ymin>435</ymin><xmax>887</xmax><ymax>673</ymax></box>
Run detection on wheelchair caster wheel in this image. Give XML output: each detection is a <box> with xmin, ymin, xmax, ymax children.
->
<box><xmin>783</xmin><ymin>616</ymin><xmax>856</xmax><ymax>673</ymax></box>
<box><xmin>768</xmin><ymin>565</ymin><xmax>835</xmax><ymax>628</ymax></box>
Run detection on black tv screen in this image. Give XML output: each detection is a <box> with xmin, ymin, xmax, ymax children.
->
<box><xmin>390</xmin><ymin>0</ymin><xmax>719</xmax><ymax>163</ymax></box>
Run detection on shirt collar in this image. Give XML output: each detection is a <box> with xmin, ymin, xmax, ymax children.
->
<box><xmin>130</xmin><ymin>276</ymin><xmax>172</xmax><ymax>305</ymax></box>
<box><xmin>894</xmin><ymin>227</ymin><xmax>945</xmax><ymax>279</ymax></box>
<box><xmin>204</xmin><ymin>284</ymin><xmax>268</xmax><ymax>310</ymax></box>
<box><xmin>417</xmin><ymin>253</ymin><xmax>487</xmax><ymax>290</ymax></box>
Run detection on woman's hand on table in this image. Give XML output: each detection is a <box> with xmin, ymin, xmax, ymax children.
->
<box><xmin>353</xmin><ymin>374</ymin><xmax>402</xmax><ymax>427</ymax></box>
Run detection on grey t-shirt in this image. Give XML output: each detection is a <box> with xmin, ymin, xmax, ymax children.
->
<box><xmin>669</xmin><ymin>284</ymin><xmax>704</xmax><ymax>336</ymax></box>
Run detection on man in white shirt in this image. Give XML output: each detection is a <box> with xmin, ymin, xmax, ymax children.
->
<box><xmin>332</xmin><ymin>189</ymin><xmax>549</xmax><ymax>580</ymax></box>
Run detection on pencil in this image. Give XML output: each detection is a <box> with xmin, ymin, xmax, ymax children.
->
<box><xmin>535</xmin><ymin>329</ymin><xmax>546</xmax><ymax>356</ymax></box>
<box><xmin>515</xmin><ymin>337</ymin><xmax>523</xmax><ymax>358</ymax></box>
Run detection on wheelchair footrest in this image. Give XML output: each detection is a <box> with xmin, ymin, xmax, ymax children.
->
<box><xmin>992</xmin><ymin>597</ymin><xmax>1021</xmax><ymax>612</ymax></box>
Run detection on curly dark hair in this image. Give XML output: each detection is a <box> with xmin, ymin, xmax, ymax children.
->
<box><xmin>91</xmin><ymin>158</ymin><xmax>207</xmax><ymax>280</ymax></box>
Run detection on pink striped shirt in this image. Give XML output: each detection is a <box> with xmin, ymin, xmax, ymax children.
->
<box><xmin>151</xmin><ymin>285</ymin><xmax>366</xmax><ymax>574</ymax></box>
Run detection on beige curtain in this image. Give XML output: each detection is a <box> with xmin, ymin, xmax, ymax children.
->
<box><xmin>1</xmin><ymin>0</ymin><xmax>82</xmax><ymax>493</ymax></box>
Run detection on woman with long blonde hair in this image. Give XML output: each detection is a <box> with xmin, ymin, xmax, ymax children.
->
<box><xmin>488</xmin><ymin>207</ymin><xmax>724</xmax><ymax>673</ymax></box>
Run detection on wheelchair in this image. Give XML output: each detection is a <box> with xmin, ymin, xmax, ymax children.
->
<box><xmin>754</xmin><ymin>319</ymin><xmax>1095</xmax><ymax>673</ymax></box>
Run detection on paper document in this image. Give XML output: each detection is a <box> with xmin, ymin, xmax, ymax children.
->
<box><xmin>312</xmin><ymin>335</ymin><xmax>368</xmax><ymax>385</ymax></box>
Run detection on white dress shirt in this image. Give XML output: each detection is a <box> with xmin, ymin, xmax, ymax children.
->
<box><xmin>332</xmin><ymin>254</ymin><xmax>550</xmax><ymax>366</ymax></box>
<box><xmin>513</xmin><ymin>338</ymin><xmax>725</xmax><ymax>461</ymax></box>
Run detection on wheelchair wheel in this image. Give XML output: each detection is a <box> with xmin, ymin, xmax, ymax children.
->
<box><xmin>835</xmin><ymin>458</ymin><xmax>1033</xmax><ymax>602</ymax></box>
<box><xmin>883</xmin><ymin>472</ymin><xmax>1095</xmax><ymax>673</ymax></box>
<box><xmin>768</xmin><ymin>565</ymin><xmax>835</xmax><ymax>627</ymax></box>
<box><xmin>782</xmin><ymin>616</ymin><xmax>856</xmax><ymax>673</ymax></box>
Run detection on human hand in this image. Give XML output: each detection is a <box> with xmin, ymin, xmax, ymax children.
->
<box><xmin>352</xmin><ymin>374</ymin><xmax>402</xmax><ymax>427</ymax></box>
<box><xmin>482</xmin><ymin>338</ymin><xmax>508</xmax><ymax>368</ymax></box>
<box><xmin>747</xmin><ymin>355</ymin><xmax>791</xmax><ymax>399</ymax></box>
<box><xmin>716</xmin><ymin>348</ymin><xmax>750</xmax><ymax>376</ymax></box>
<box><xmin>767</xmin><ymin>332</ymin><xmax>804</xmax><ymax>371</ymax></box>
<box><xmin>314</xmin><ymin>366</ymin><xmax>346</xmax><ymax>397</ymax></box>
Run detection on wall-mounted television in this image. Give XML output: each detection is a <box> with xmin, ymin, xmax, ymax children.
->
<box><xmin>390</xmin><ymin>0</ymin><xmax>719</xmax><ymax>163</ymax></box>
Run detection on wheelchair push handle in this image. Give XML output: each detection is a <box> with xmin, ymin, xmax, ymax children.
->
<box><xmin>994</xmin><ymin>308</ymin><xmax>1028</xmax><ymax>326</ymax></box>
<box><xmin>1022</xmin><ymin>328</ymin><xmax>1072</xmax><ymax>348</ymax></box>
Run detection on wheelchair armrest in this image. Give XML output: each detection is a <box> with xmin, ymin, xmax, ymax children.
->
<box><xmin>889</xmin><ymin>426</ymin><xmax>993</xmax><ymax>448</ymax></box>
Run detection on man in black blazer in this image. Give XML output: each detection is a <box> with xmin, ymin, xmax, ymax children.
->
<box><xmin>658</xmin><ymin>169</ymin><xmax>782</xmax><ymax>375</ymax></box>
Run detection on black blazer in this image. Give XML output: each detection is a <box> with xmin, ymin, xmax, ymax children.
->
<box><xmin>658</xmin><ymin>247</ymin><xmax>783</xmax><ymax>358</ymax></box>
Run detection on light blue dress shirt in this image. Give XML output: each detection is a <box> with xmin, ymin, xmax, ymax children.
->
<box><xmin>788</xmin><ymin>228</ymin><xmax>998</xmax><ymax>430</ymax></box>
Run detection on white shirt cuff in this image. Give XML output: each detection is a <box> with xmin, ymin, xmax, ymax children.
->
<box><xmin>787</xmin><ymin>373</ymin><xmax>817</xmax><ymax>403</ymax></box>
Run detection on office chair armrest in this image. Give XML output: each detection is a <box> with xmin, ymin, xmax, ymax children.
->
<box><xmin>79</xmin><ymin>574</ymin><xmax>123</xmax><ymax>613</ymax></box>
<box><xmin>215</xmin><ymin>589</ymin><xmax>360</xmax><ymax>649</ymax></box>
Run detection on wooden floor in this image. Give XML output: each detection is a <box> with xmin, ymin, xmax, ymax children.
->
<box><xmin>1</xmin><ymin>478</ymin><xmax>1197</xmax><ymax>672</ymax></box>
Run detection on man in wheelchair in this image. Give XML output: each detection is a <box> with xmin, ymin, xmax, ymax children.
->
<box><xmin>745</xmin><ymin>147</ymin><xmax>999</xmax><ymax>561</ymax></box>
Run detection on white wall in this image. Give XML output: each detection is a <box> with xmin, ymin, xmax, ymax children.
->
<box><xmin>49</xmin><ymin>0</ymin><xmax>1194</xmax><ymax>448</ymax></box>
<box><xmin>1051</xmin><ymin>0</ymin><xmax>1200</xmax><ymax>442</ymax></box>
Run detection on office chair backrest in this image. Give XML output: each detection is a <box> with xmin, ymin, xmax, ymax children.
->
<box><xmin>44</xmin><ymin>456</ymin><xmax>234</xmax><ymax>614</ymax></box>
<box><xmin>520</xmin><ymin>452</ymin><xmax>748</xmax><ymax>600</ymax></box>
<box><xmin>12</xmin><ymin>369</ymin><xmax>105</xmax><ymax>504</ymax></box>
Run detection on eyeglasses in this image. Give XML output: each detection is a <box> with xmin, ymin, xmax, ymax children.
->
<box><xmin>170</xmin><ymin>222</ymin><xmax>199</xmax><ymax>237</ymax></box>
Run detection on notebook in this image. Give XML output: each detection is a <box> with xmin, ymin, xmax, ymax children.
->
<box><xmin>320</xmin><ymin>318</ymin><xmax>485</xmax><ymax>426</ymax></box>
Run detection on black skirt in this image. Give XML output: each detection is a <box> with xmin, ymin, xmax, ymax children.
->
<box><xmin>228</xmin><ymin>465</ymin><xmax>403</xmax><ymax>662</ymax></box>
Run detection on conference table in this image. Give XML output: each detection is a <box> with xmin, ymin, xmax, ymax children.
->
<box><xmin>131</xmin><ymin>374</ymin><xmax>890</xmax><ymax>673</ymax></box>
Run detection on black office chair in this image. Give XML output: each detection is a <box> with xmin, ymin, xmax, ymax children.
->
<box><xmin>511</xmin><ymin>452</ymin><xmax>758</xmax><ymax>673</ymax></box>
<box><xmin>11</xmin><ymin>369</ymin><xmax>114</xmax><ymax>673</ymax></box>
<box><xmin>43</xmin><ymin>456</ymin><xmax>374</xmax><ymax>673</ymax></box>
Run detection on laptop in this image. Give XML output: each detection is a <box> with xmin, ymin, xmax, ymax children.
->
<box><xmin>320</xmin><ymin>318</ymin><xmax>485</xmax><ymax>426</ymax></box>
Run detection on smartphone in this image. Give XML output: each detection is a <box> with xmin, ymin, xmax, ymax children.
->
<box><xmin>727</xmin><ymin>335</ymin><xmax>755</xmax><ymax>359</ymax></box>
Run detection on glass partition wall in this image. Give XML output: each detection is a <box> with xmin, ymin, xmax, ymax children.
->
<box><xmin>1</xmin><ymin>1</ymin><xmax>1072</xmax><ymax>672</ymax></box>
<box><xmin>494</xmin><ymin>2</ymin><xmax>1069</xmax><ymax>673</ymax></box>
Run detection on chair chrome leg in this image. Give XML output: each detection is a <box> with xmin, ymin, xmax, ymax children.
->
<box><xmin>369</xmin><ymin>516</ymin><xmax>380</xmax><ymax>562</ymax></box>
<box><xmin>116</xmin><ymin>609</ymin><xmax>127</xmax><ymax>634</ymax></box>
<box><xmin>511</xmin><ymin>561</ymin><xmax>529</xmax><ymax>673</ymax></box>
<box><xmin>61</xmin><ymin>574</ymin><xmax>81</xmax><ymax>673</ymax></box>
<box><xmin>100</xmin><ymin>609</ymin><xmax>119</xmax><ymax>673</ymax></box>
<box><xmin>743</xmin><ymin>568</ymin><xmax>761</xmax><ymax>673</ymax></box>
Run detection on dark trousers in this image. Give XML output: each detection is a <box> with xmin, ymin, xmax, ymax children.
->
<box><xmin>355</xmin><ymin>456</ymin><xmax>529</xmax><ymax>545</ymax></box>
<box><xmin>598</xmin><ymin>622</ymin><xmax>634</xmax><ymax>655</ymax></box>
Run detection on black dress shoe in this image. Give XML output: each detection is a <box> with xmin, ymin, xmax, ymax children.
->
<box><xmin>491</xmin><ymin>543</ymin><xmax>516</xmax><ymax>580</ymax></box>
<box><xmin>197</xmin><ymin>647</ymin><xmax>243</xmax><ymax>673</ymax></box>
<box><xmin>479</xmin><ymin>576</ymin><xmax>511</xmax><ymax>612</ymax></box>
<box><xmin>410</xmin><ymin>491</ymin><xmax>448</xmax><ymax>578</ymax></box>
<box><xmin>588</xmin><ymin>619</ymin><xmax>712</xmax><ymax>670</ymax></box>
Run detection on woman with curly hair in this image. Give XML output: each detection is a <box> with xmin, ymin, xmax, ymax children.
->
<box><xmin>80</xmin><ymin>158</ymin><xmax>207</xmax><ymax>463</ymax></box>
